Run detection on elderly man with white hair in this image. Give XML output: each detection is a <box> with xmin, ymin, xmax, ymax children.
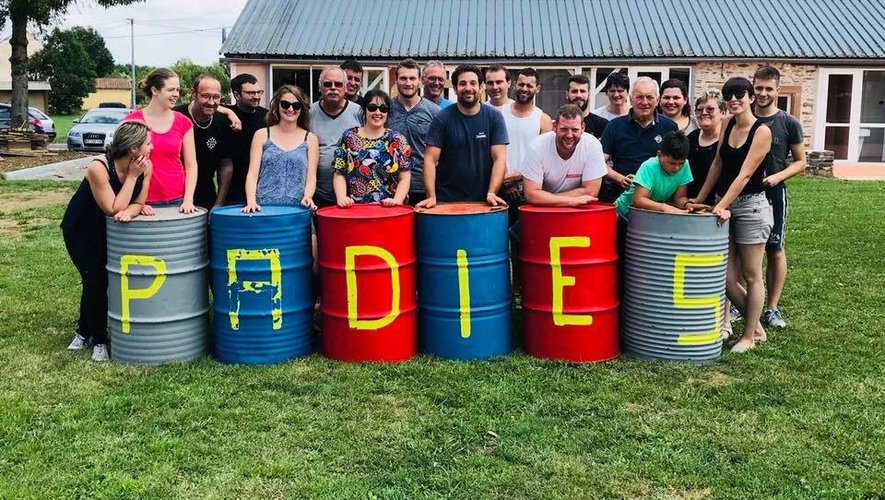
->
<box><xmin>598</xmin><ymin>76</ymin><xmax>677</xmax><ymax>202</ymax></box>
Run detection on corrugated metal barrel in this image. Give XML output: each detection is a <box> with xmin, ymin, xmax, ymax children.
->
<box><xmin>210</xmin><ymin>205</ymin><xmax>314</xmax><ymax>364</ymax></box>
<box><xmin>107</xmin><ymin>207</ymin><xmax>209</xmax><ymax>365</ymax></box>
<box><xmin>621</xmin><ymin>208</ymin><xmax>729</xmax><ymax>362</ymax></box>
<box><xmin>316</xmin><ymin>204</ymin><xmax>416</xmax><ymax>362</ymax></box>
<box><xmin>415</xmin><ymin>202</ymin><xmax>511</xmax><ymax>360</ymax></box>
<box><xmin>519</xmin><ymin>204</ymin><xmax>619</xmax><ymax>362</ymax></box>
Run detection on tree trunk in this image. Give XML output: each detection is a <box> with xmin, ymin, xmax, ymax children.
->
<box><xmin>9</xmin><ymin>8</ymin><xmax>29</xmax><ymax>128</ymax></box>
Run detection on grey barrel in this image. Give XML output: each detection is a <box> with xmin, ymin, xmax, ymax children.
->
<box><xmin>107</xmin><ymin>207</ymin><xmax>210</xmax><ymax>365</ymax></box>
<box><xmin>621</xmin><ymin>208</ymin><xmax>729</xmax><ymax>362</ymax></box>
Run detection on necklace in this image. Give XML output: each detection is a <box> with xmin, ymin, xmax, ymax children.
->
<box><xmin>189</xmin><ymin>104</ymin><xmax>213</xmax><ymax>130</ymax></box>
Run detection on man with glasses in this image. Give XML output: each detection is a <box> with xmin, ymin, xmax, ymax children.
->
<box><xmin>310</xmin><ymin>66</ymin><xmax>362</xmax><ymax>207</ymax></box>
<box><xmin>388</xmin><ymin>58</ymin><xmax>441</xmax><ymax>204</ymax></box>
<box><xmin>341</xmin><ymin>59</ymin><xmax>364</xmax><ymax>103</ymax></box>
<box><xmin>417</xmin><ymin>64</ymin><xmax>509</xmax><ymax>209</ymax></box>
<box><xmin>174</xmin><ymin>74</ymin><xmax>234</xmax><ymax>209</ymax></box>
<box><xmin>753</xmin><ymin>66</ymin><xmax>806</xmax><ymax>329</ymax></box>
<box><xmin>599</xmin><ymin>76</ymin><xmax>676</xmax><ymax>202</ymax></box>
<box><xmin>224</xmin><ymin>73</ymin><xmax>268</xmax><ymax>204</ymax></box>
<box><xmin>422</xmin><ymin>60</ymin><xmax>453</xmax><ymax>109</ymax></box>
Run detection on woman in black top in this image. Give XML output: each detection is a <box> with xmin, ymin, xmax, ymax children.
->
<box><xmin>691</xmin><ymin>77</ymin><xmax>775</xmax><ymax>354</ymax></box>
<box><xmin>686</xmin><ymin>91</ymin><xmax>725</xmax><ymax>205</ymax></box>
<box><xmin>61</xmin><ymin>121</ymin><xmax>153</xmax><ymax>361</ymax></box>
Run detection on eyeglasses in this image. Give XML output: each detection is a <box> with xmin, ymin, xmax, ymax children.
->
<box><xmin>240</xmin><ymin>90</ymin><xmax>264</xmax><ymax>97</ymax></box>
<box><xmin>198</xmin><ymin>93</ymin><xmax>222</xmax><ymax>101</ymax></box>
<box><xmin>723</xmin><ymin>90</ymin><xmax>748</xmax><ymax>101</ymax></box>
<box><xmin>695</xmin><ymin>106</ymin><xmax>719</xmax><ymax>115</ymax></box>
<box><xmin>322</xmin><ymin>81</ymin><xmax>345</xmax><ymax>89</ymax></box>
<box><xmin>365</xmin><ymin>103</ymin><xmax>389</xmax><ymax>113</ymax></box>
<box><xmin>279</xmin><ymin>100</ymin><xmax>303</xmax><ymax>111</ymax></box>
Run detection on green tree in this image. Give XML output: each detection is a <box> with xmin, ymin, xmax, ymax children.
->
<box><xmin>171</xmin><ymin>58</ymin><xmax>231</xmax><ymax>103</ymax></box>
<box><xmin>0</xmin><ymin>0</ymin><xmax>141</xmax><ymax>126</ymax></box>
<box><xmin>69</xmin><ymin>26</ymin><xmax>115</xmax><ymax>77</ymax></box>
<box><xmin>29</xmin><ymin>27</ymin><xmax>106</xmax><ymax>114</ymax></box>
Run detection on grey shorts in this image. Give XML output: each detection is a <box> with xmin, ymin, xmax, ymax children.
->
<box><xmin>720</xmin><ymin>192</ymin><xmax>773</xmax><ymax>245</ymax></box>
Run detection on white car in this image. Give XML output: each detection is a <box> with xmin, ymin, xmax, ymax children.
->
<box><xmin>67</xmin><ymin>108</ymin><xmax>131</xmax><ymax>152</ymax></box>
<box><xmin>28</xmin><ymin>107</ymin><xmax>56</xmax><ymax>141</ymax></box>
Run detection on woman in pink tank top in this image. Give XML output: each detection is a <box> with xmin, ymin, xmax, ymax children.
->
<box><xmin>124</xmin><ymin>68</ymin><xmax>198</xmax><ymax>214</ymax></box>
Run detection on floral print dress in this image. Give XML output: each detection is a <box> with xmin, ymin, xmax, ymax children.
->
<box><xmin>332</xmin><ymin>127</ymin><xmax>411</xmax><ymax>203</ymax></box>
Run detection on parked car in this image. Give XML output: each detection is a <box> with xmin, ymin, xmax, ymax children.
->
<box><xmin>98</xmin><ymin>102</ymin><xmax>127</xmax><ymax>108</ymax></box>
<box><xmin>0</xmin><ymin>103</ymin><xmax>54</xmax><ymax>140</ymax></box>
<box><xmin>67</xmin><ymin>107</ymin><xmax>131</xmax><ymax>152</ymax></box>
<box><xmin>28</xmin><ymin>107</ymin><xmax>56</xmax><ymax>141</ymax></box>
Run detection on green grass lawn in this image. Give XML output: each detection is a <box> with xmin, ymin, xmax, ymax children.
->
<box><xmin>0</xmin><ymin>177</ymin><xmax>882</xmax><ymax>497</ymax></box>
<box><xmin>50</xmin><ymin>113</ymin><xmax>82</xmax><ymax>143</ymax></box>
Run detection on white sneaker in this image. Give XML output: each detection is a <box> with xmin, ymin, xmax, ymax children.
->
<box><xmin>67</xmin><ymin>333</ymin><xmax>89</xmax><ymax>350</ymax></box>
<box><xmin>91</xmin><ymin>344</ymin><xmax>110</xmax><ymax>362</ymax></box>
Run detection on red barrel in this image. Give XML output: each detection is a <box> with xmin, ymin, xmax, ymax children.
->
<box><xmin>316</xmin><ymin>204</ymin><xmax>416</xmax><ymax>362</ymax></box>
<box><xmin>519</xmin><ymin>204</ymin><xmax>619</xmax><ymax>362</ymax></box>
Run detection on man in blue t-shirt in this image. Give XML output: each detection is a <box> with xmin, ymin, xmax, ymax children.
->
<box><xmin>418</xmin><ymin>64</ymin><xmax>509</xmax><ymax>208</ymax></box>
<box><xmin>599</xmin><ymin>77</ymin><xmax>677</xmax><ymax>203</ymax></box>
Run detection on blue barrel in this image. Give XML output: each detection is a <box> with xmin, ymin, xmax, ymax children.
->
<box><xmin>210</xmin><ymin>205</ymin><xmax>314</xmax><ymax>364</ymax></box>
<box><xmin>415</xmin><ymin>202</ymin><xmax>511</xmax><ymax>359</ymax></box>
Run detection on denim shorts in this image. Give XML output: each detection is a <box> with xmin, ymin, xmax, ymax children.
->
<box><xmin>719</xmin><ymin>192</ymin><xmax>773</xmax><ymax>245</ymax></box>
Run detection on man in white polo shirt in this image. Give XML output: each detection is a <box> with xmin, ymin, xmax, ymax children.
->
<box><xmin>522</xmin><ymin>103</ymin><xmax>607</xmax><ymax>206</ymax></box>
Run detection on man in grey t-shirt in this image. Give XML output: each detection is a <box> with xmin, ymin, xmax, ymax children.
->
<box><xmin>753</xmin><ymin>66</ymin><xmax>806</xmax><ymax>329</ymax></box>
<box><xmin>387</xmin><ymin>59</ymin><xmax>440</xmax><ymax>204</ymax></box>
<box><xmin>309</xmin><ymin>66</ymin><xmax>362</xmax><ymax>207</ymax></box>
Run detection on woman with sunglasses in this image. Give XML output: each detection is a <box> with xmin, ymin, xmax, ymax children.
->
<box><xmin>658</xmin><ymin>79</ymin><xmax>698</xmax><ymax>134</ymax></box>
<box><xmin>691</xmin><ymin>77</ymin><xmax>775</xmax><ymax>354</ymax></box>
<box><xmin>332</xmin><ymin>89</ymin><xmax>412</xmax><ymax>207</ymax></box>
<box><xmin>243</xmin><ymin>85</ymin><xmax>318</xmax><ymax>212</ymax></box>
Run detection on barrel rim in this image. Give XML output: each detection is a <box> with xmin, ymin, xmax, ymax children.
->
<box><xmin>106</xmin><ymin>206</ymin><xmax>207</xmax><ymax>223</ymax></box>
<box><xmin>316</xmin><ymin>203</ymin><xmax>413</xmax><ymax>220</ymax></box>
<box><xmin>519</xmin><ymin>203</ymin><xmax>614</xmax><ymax>214</ymax></box>
<box><xmin>629</xmin><ymin>206</ymin><xmax>719</xmax><ymax>219</ymax></box>
<box><xmin>210</xmin><ymin>204</ymin><xmax>312</xmax><ymax>218</ymax></box>
<box><xmin>415</xmin><ymin>201</ymin><xmax>508</xmax><ymax>216</ymax></box>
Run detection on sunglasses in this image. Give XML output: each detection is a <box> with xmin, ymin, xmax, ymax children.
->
<box><xmin>695</xmin><ymin>106</ymin><xmax>719</xmax><ymax>115</ymax></box>
<box><xmin>279</xmin><ymin>100</ymin><xmax>303</xmax><ymax>111</ymax></box>
<box><xmin>723</xmin><ymin>90</ymin><xmax>748</xmax><ymax>101</ymax></box>
<box><xmin>365</xmin><ymin>103</ymin><xmax>389</xmax><ymax>113</ymax></box>
<box><xmin>322</xmin><ymin>81</ymin><xmax>345</xmax><ymax>89</ymax></box>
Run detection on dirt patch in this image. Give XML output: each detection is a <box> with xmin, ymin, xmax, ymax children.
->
<box><xmin>686</xmin><ymin>370</ymin><xmax>734</xmax><ymax>388</ymax></box>
<box><xmin>665</xmin><ymin>487</ymin><xmax>714</xmax><ymax>500</ymax></box>
<box><xmin>0</xmin><ymin>189</ymin><xmax>73</xmax><ymax>212</ymax></box>
<box><xmin>0</xmin><ymin>151</ymin><xmax>92</xmax><ymax>174</ymax></box>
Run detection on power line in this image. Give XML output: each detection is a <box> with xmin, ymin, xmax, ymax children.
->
<box><xmin>103</xmin><ymin>26</ymin><xmax>231</xmax><ymax>39</ymax></box>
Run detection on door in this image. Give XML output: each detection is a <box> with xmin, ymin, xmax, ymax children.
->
<box><xmin>816</xmin><ymin>69</ymin><xmax>885</xmax><ymax>162</ymax></box>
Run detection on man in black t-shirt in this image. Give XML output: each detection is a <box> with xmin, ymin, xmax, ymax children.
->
<box><xmin>223</xmin><ymin>73</ymin><xmax>269</xmax><ymax>204</ymax></box>
<box><xmin>173</xmin><ymin>75</ymin><xmax>234</xmax><ymax>209</ymax></box>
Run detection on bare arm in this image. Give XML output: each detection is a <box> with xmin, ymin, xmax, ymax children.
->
<box><xmin>242</xmin><ymin>127</ymin><xmax>266</xmax><ymax>212</ymax></box>
<box><xmin>604</xmin><ymin>153</ymin><xmax>632</xmax><ymax>188</ymax></box>
<box><xmin>523</xmin><ymin>179</ymin><xmax>597</xmax><ymax>207</ymax></box>
<box><xmin>540</xmin><ymin>113</ymin><xmax>553</xmax><ymax>133</ymax></box>
<box><xmin>87</xmin><ymin>159</ymin><xmax>142</xmax><ymax>216</ymax></box>
<box><xmin>416</xmin><ymin>145</ymin><xmax>440</xmax><ymax>208</ymax></box>
<box><xmin>214</xmin><ymin>158</ymin><xmax>233</xmax><ymax>207</ymax></box>
<box><xmin>114</xmin><ymin>165</ymin><xmax>152</xmax><ymax>222</ymax></box>
<box><xmin>217</xmin><ymin>106</ymin><xmax>242</xmax><ymax>130</ymax></box>
<box><xmin>765</xmin><ymin>141</ymin><xmax>807</xmax><ymax>186</ymax></box>
<box><xmin>302</xmin><ymin>133</ymin><xmax>318</xmax><ymax>208</ymax></box>
<box><xmin>632</xmin><ymin>184</ymin><xmax>688</xmax><ymax>214</ymax></box>
<box><xmin>180</xmin><ymin>128</ymin><xmax>198</xmax><ymax>213</ymax></box>
<box><xmin>486</xmin><ymin>144</ymin><xmax>507</xmax><ymax>206</ymax></box>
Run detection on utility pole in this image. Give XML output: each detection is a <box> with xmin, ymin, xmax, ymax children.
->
<box><xmin>129</xmin><ymin>18</ymin><xmax>136</xmax><ymax>108</ymax></box>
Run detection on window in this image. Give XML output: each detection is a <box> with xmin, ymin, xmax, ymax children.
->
<box><xmin>816</xmin><ymin>69</ymin><xmax>885</xmax><ymax>163</ymax></box>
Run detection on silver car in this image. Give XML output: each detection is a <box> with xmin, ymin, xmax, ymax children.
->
<box><xmin>28</xmin><ymin>107</ymin><xmax>56</xmax><ymax>141</ymax></box>
<box><xmin>67</xmin><ymin>108</ymin><xmax>131</xmax><ymax>152</ymax></box>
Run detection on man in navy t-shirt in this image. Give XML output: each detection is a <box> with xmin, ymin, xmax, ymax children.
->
<box><xmin>419</xmin><ymin>64</ymin><xmax>509</xmax><ymax>207</ymax></box>
<box><xmin>599</xmin><ymin>77</ymin><xmax>677</xmax><ymax>202</ymax></box>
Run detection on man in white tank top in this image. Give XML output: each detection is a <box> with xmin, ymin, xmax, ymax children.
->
<box><xmin>500</xmin><ymin>68</ymin><xmax>553</xmax><ymax>203</ymax></box>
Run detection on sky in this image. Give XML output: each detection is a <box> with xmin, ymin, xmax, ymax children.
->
<box><xmin>53</xmin><ymin>0</ymin><xmax>249</xmax><ymax>67</ymax></box>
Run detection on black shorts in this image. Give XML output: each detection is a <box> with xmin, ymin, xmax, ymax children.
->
<box><xmin>765</xmin><ymin>183</ymin><xmax>787</xmax><ymax>251</ymax></box>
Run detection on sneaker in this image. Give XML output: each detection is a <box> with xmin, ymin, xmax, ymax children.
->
<box><xmin>67</xmin><ymin>333</ymin><xmax>90</xmax><ymax>351</ymax></box>
<box><xmin>729</xmin><ymin>304</ymin><xmax>743</xmax><ymax>323</ymax></box>
<box><xmin>91</xmin><ymin>344</ymin><xmax>110</xmax><ymax>362</ymax></box>
<box><xmin>763</xmin><ymin>308</ymin><xmax>787</xmax><ymax>328</ymax></box>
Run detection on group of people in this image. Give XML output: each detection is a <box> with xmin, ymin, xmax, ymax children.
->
<box><xmin>62</xmin><ymin>58</ymin><xmax>805</xmax><ymax>361</ymax></box>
